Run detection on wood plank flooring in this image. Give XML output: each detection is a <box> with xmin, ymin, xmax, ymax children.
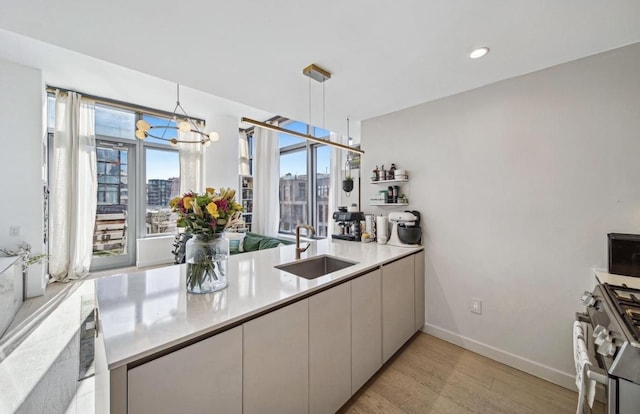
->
<box><xmin>341</xmin><ymin>333</ymin><xmax>604</xmax><ymax>414</ymax></box>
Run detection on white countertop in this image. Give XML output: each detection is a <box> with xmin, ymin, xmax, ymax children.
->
<box><xmin>594</xmin><ymin>268</ymin><xmax>640</xmax><ymax>290</ymax></box>
<box><xmin>0</xmin><ymin>257</ymin><xmax>19</xmax><ymax>274</ymax></box>
<box><xmin>96</xmin><ymin>239</ymin><xmax>423</xmax><ymax>369</ymax></box>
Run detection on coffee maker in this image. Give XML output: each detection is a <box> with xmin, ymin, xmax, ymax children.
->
<box><xmin>332</xmin><ymin>211</ymin><xmax>365</xmax><ymax>241</ymax></box>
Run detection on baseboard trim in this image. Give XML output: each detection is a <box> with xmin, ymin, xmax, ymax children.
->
<box><xmin>422</xmin><ymin>323</ymin><xmax>576</xmax><ymax>390</ymax></box>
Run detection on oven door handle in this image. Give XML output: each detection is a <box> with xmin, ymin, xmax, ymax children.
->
<box><xmin>575</xmin><ymin>312</ymin><xmax>591</xmax><ymax>324</ymax></box>
<box><xmin>586</xmin><ymin>366</ymin><xmax>608</xmax><ymax>385</ymax></box>
<box><xmin>575</xmin><ymin>316</ymin><xmax>608</xmax><ymax>385</ymax></box>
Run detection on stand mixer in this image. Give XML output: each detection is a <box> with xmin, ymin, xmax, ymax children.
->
<box><xmin>387</xmin><ymin>211</ymin><xmax>422</xmax><ymax>247</ymax></box>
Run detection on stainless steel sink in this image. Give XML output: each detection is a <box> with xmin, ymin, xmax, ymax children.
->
<box><xmin>275</xmin><ymin>255</ymin><xmax>357</xmax><ymax>279</ymax></box>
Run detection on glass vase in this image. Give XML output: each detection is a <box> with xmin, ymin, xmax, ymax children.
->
<box><xmin>184</xmin><ymin>233</ymin><xmax>229</xmax><ymax>294</ymax></box>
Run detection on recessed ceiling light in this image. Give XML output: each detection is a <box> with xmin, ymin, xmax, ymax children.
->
<box><xmin>469</xmin><ymin>47</ymin><xmax>490</xmax><ymax>59</ymax></box>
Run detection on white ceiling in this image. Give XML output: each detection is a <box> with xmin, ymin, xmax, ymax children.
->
<box><xmin>1</xmin><ymin>0</ymin><xmax>639</xmax><ymax>136</ymax></box>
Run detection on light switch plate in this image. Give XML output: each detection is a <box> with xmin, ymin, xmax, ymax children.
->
<box><xmin>471</xmin><ymin>298</ymin><xmax>483</xmax><ymax>315</ymax></box>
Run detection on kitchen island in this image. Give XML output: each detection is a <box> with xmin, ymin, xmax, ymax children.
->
<box><xmin>95</xmin><ymin>238</ymin><xmax>424</xmax><ymax>414</ymax></box>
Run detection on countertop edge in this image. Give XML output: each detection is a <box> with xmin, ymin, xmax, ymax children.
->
<box><xmin>101</xmin><ymin>245</ymin><xmax>424</xmax><ymax>370</ymax></box>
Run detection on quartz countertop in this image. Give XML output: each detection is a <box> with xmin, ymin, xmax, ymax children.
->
<box><xmin>594</xmin><ymin>268</ymin><xmax>640</xmax><ymax>290</ymax></box>
<box><xmin>96</xmin><ymin>239</ymin><xmax>423</xmax><ymax>369</ymax></box>
<box><xmin>0</xmin><ymin>257</ymin><xmax>19</xmax><ymax>274</ymax></box>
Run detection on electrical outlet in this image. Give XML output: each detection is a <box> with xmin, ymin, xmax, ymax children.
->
<box><xmin>471</xmin><ymin>298</ymin><xmax>483</xmax><ymax>315</ymax></box>
<box><xmin>9</xmin><ymin>226</ymin><xmax>20</xmax><ymax>237</ymax></box>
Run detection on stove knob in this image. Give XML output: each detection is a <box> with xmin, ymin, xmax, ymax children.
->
<box><xmin>593</xmin><ymin>324</ymin><xmax>607</xmax><ymax>338</ymax></box>
<box><xmin>593</xmin><ymin>325</ymin><xmax>610</xmax><ymax>346</ymax></box>
<box><xmin>581</xmin><ymin>291</ymin><xmax>596</xmax><ymax>307</ymax></box>
<box><xmin>597</xmin><ymin>338</ymin><xmax>616</xmax><ymax>357</ymax></box>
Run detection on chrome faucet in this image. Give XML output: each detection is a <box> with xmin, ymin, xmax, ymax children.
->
<box><xmin>295</xmin><ymin>224</ymin><xmax>316</xmax><ymax>259</ymax></box>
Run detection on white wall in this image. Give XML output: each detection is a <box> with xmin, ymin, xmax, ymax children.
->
<box><xmin>0</xmin><ymin>58</ymin><xmax>46</xmax><ymax>297</ymax></box>
<box><xmin>361</xmin><ymin>43</ymin><xmax>640</xmax><ymax>387</ymax></box>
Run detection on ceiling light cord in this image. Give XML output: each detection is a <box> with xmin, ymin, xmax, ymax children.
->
<box><xmin>322</xmin><ymin>81</ymin><xmax>326</xmax><ymax>133</ymax></box>
<box><xmin>245</xmin><ymin>63</ymin><xmax>363</xmax><ymax>154</ymax></box>
<box><xmin>308</xmin><ymin>77</ymin><xmax>312</xmax><ymax>129</ymax></box>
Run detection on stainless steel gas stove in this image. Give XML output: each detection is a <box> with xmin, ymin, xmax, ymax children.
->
<box><xmin>578</xmin><ymin>270</ymin><xmax>640</xmax><ymax>414</ymax></box>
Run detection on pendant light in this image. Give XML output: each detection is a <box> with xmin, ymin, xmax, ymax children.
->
<box><xmin>242</xmin><ymin>64</ymin><xmax>364</xmax><ymax>155</ymax></box>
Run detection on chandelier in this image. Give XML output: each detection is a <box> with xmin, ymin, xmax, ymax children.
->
<box><xmin>135</xmin><ymin>84</ymin><xmax>219</xmax><ymax>146</ymax></box>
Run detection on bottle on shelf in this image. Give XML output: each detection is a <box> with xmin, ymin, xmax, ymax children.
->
<box><xmin>389</xmin><ymin>163</ymin><xmax>396</xmax><ymax>180</ymax></box>
<box><xmin>387</xmin><ymin>186</ymin><xmax>394</xmax><ymax>203</ymax></box>
<box><xmin>380</xmin><ymin>164</ymin><xmax>387</xmax><ymax>181</ymax></box>
<box><xmin>373</xmin><ymin>165</ymin><xmax>380</xmax><ymax>181</ymax></box>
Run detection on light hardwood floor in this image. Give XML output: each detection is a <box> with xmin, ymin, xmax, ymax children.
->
<box><xmin>341</xmin><ymin>333</ymin><xmax>604</xmax><ymax>414</ymax></box>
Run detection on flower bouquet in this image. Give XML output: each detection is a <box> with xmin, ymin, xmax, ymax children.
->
<box><xmin>170</xmin><ymin>187</ymin><xmax>243</xmax><ymax>293</ymax></box>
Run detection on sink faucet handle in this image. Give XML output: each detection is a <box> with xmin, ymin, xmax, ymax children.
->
<box><xmin>295</xmin><ymin>224</ymin><xmax>316</xmax><ymax>259</ymax></box>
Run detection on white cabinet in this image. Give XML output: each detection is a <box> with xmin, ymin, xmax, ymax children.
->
<box><xmin>351</xmin><ymin>268</ymin><xmax>382</xmax><ymax>394</ymax></box>
<box><xmin>100</xmin><ymin>250</ymin><xmax>425</xmax><ymax>413</ymax></box>
<box><xmin>382</xmin><ymin>254</ymin><xmax>416</xmax><ymax>362</ymax></box>
<box><xmin>243</xmin><ymin>299</ymin><xmax>309</xmax><ymax>414</ymax></box>
<box><xmin>414</xmin><ymin>250</ymin><xmax>425</xmax><ymax>331</ymax></box>
<box><xmin>127</xmin><ymin>326</ymin><xmax>243</xmax><ymax>414</ymax></box>
<box><xmin>309</xmin><ymin>283</ymin><xmax>351</xmax><ymax>414</ymax></box>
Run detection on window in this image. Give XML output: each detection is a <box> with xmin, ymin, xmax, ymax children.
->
<box><xmin>278</xmin><ymin>120</ymin><xmax>331</xmax><ymax>238</ymax></box>
<box><xmin>279</xmin><ymin>148</ymin><xmax>307</xmax><ymax>232</ymax></box>
<box><xmin>47</xmin><ymin>95</ymin><xmax>186</xmax><ymax>270</ymax></box>
<box><xmin>145</xmin><ymin>148</ymin><xmax>180</xmax><ymax>235</ymax></box>
<box><xmin>95</xmin><ymin>105</ymin><xmax>136</xmax><ymax>139</ymax></box>
<box><xmin>314</xmin><ymin>145</ymin><xmax>330</xmax><ymax>238</ymax></box>
<box><xmin>92</xmin><ymin>106</ymin><xmax>182</xmax><ymax>268</ymax></box>
<box><xmin>94</xmin><ymin>142</ymin><xmax>130</xmax><ymax>257</ymax></box>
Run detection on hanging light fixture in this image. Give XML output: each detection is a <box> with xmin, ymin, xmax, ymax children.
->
<box><xmin>242</xmin><ymin>64</ymin><xmax>364</xmax><ymax>155</ymax></box>
<box><xmin>135</xmin><ymin>84</ymin><xmax>219</xmax><ymax>146</ymax></box>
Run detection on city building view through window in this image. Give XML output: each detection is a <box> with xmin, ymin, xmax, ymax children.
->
<box><xmin>94</xmin><ymin>144</ymin><xmax>129</xmax><ymax>256</ymax></box>
<box><xmin>91</xmin><ymin>104</ymin><xmax>181</xmax><ymax>265</ymax></box>
<box><xmin>145</xmin><ymin>149</ymin><xmax>180</xmax><ymax>235</ymax></box>
<box><xmin>278</xmin><ymin>121</ymin><xmax>331</xmax><ymax>237</ymax></box>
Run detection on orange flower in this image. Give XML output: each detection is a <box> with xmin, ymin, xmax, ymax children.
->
<box><xmin>206</xmin><ymin>202</ymin><xmax>219</xmax><ymax>218</ymax></box>
<box><xmin>206</xmin><ymin>187</ymin><xmax>215</xmax><ymax>194</ymax></box>
<box><xmin>183</xmin><ymin>196</ymin><xmax>193</xmax><ymax>210</ymax></box>
<box><xmin>169</xmin><ymin>197</ymin><xmax>180</xmax><ymax>208</ymax></box>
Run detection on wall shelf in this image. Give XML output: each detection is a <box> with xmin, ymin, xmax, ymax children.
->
<box><xmin>370</xmin><ymin>202</ymin><xmax>409</xmax><ymax>206</ymax></box>
<box><xmin>370</xmin><ymin>178</ymin><xmax>408</xmax><ymax>184</ymax></box>
<box><xmin>369</xmin><ymin>175</ymin><xmax>409</xmax><ymax>206</ymax></box>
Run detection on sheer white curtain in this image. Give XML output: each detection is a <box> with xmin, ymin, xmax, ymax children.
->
<box><xmin>252</xmin><ymin>123</ymin><xmax>280</xmax><ymax>236</ymax></box>
<box><xmin>238</xmin><ymin>131</ymin><xmax>250</xmax><ymax>175</ymax></box>
<box><xmin>177</xmin><ymin>121</ymin><xmax>205</xmax><ymax>194</ymax></box>
<box><xmin>49</xmin><ymin>91</ymin><xmax>97</xmax><ymax>281</ymax></box>
<box><xmin>327</xmin><ymin>132</ymin><xmax>348</xmax><ymax>216</ymax></box>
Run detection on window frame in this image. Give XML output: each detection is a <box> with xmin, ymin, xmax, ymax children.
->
<box><xmin>278</xmin><ymin>120</ymin><xmax>330</xmax><ymax>238</ymax></box>
<box><xmin>92</xmin><ymin>138</ymin><xmax>137</xmax><ymax>270</ymax></box>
